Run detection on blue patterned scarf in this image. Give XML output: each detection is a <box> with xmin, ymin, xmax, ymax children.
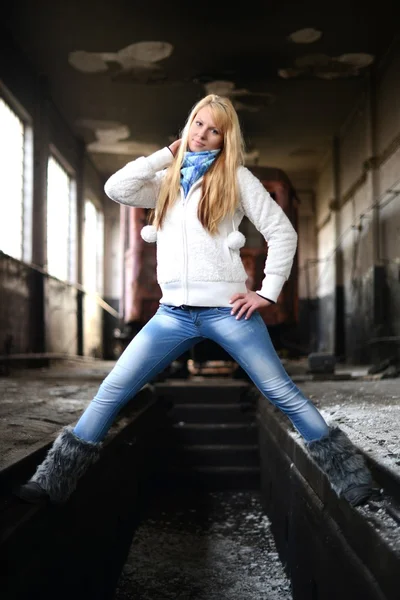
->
<box><xmin>180</xmin><ymin>149</ymin><xmax>220</xmax><ymax>197</ymax></box>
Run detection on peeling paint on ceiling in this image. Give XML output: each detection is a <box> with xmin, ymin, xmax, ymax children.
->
<box><xmin>337</xmin><ymin>53</ymin><xmax>375</xmax><ymax>68</ymax></box>
<box><xmin>69</xmin><ymin>41</ymin><xmax>173</xmax><ymax>82</ymax></box>
<box><xmin>204</xmin><ymin>80</ymin><xmax>247</xmax><ymax>97</ymax></box>
<box><xmin>288</xmin><ymin>28</ymin><xmax>322</xmax><ymax>44</ymax></box>
<box><xmin>243</xmin><ymin>149</ymin><xmax>260</xmax><ymax>166</ymax></box>
<box><xmin>278</xmin><ymin>52</ymin><xmax>374</xmax><ymax>79</ymax></box>
<box><xmin>6</xmin><ymin>0</ymin><xmax>395</xmax><ymax>174</ymax></box>
<box><xmin>203</xmin><ymin>80</ymin><xmax>275</xmax><ymax>112</ymax></box>
<box><xmin>77</xmin><ymin>119</ymin><xmax>160</xmax><ymax>155</ymax></box>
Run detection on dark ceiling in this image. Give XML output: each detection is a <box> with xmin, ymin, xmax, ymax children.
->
<box><xmin>4</xmin><ymin>0</ymin><xmax>400</xmax><ymax>180</ymax></box>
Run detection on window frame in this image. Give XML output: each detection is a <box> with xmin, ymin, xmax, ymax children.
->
<box><xmin>0</xmin><ymin>82</ymin><xmax>34</xmax><ymax>263</ymax></box>
<box><xmin>83</xmin><ymin>196</ymin><xmax>105</xmax><ymax>295</ymax></box>
<box><xmin>46</xmin><ymin>146</ymin><xmax>77</xmax><ymax>283</ymax></box>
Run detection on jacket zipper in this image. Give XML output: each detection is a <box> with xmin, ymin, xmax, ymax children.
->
<box><xmin>181</xmin><ymin>185</ymin><xmax>188</xmax><ymax>304</ymax></box>
<box><xmin>181</xmin><ymin>180</ymin><xmax>202</xmax><ymax>304</ymax></box>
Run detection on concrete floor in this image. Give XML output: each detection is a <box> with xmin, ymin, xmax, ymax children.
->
<box><xmin>114</xmin><ymin>488</ymin><xmax>293</xmax><ymax>600</ymax></box>
<box><xmin>0</xmin><ymin>361</ymin><xmax>113</xmax><ymax>472</ymax></box>
<box><xmin>0</xmin><ymin>359</ymin><xmax>399</xmax><ymax>476</ymax></box>
<box><xmin>288</xmin><ymin>378</ymin><xmax>400</xmax><ymax>474</ymax></box>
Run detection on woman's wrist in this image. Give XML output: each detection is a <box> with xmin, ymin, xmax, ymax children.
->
<box><xmin>256</xmin><ymin>292</ymin><xmax>275</xmax><ymax>304</ymax></box>
<box><xmin>168</xmin><ymin>138</ymin><xmax>182</xmax><ymax>156</ymax></box>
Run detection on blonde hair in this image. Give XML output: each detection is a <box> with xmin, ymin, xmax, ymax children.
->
<box><xmin>152</xmin><ymin>94</ymin><xmax>245</xmax><ymax>235</ymax></box>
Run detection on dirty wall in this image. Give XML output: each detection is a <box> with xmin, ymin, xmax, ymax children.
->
<box><xmin>314</xmin><ymin>40</ymin><xmax>400</xmax><ymax>363</ymax></box>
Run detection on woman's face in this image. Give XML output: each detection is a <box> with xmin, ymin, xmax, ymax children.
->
<box><xmin>187</xmin><ymin>106</ymin><xmax>224</xmax><ymax>152</ymax></box>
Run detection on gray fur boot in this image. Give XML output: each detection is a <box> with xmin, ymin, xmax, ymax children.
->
<box><xmin>15</xmin><ymin>426</ymin><xmax>101</xmax><ymax>504</ymax></box>
<box><xmin>306</xmin><ymin>426</ymin><xmax>376</xmax><ymax>506</ymax></box>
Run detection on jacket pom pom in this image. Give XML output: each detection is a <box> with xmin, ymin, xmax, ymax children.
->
<box><xmin>140</xmin><ymin>225</ymin><xmax>157</xmax><ymax>243</ymax></box>
<box><xmin>227</xmin><ymin>231</ymin><xmax>246</xmax><ymax>250</ymax></box>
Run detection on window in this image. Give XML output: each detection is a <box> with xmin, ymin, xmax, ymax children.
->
<box><xmin>46</xmin><ymin>155</ymin><xmax>77</xmax><ymax>281</ymax></box>
<box><xmin>0</xmin><ymin>95</ymin><xmax>33</xmax><ymax>261</ymax></box>
<box><xmin>83</xmin><ymin>199</ymin><xmax>104</xmax><ymax>294</ymax></box>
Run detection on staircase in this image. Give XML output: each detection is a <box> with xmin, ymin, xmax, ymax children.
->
<box><xmin>153</xmin><ymin>378</ymin><xmax>260</xmax><ymax>490</ymax></box>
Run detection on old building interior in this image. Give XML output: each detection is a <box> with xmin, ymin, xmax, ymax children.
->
<box><xmin>1</xmin><ymin>2</ymin><xmax>399</xmax><ymax>599</ymax></box>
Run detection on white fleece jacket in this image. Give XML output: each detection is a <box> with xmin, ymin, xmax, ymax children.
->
<box><xmin>104</xmin><ymin>147</ymin><xmax>298</xmax><ymax>307</ymax></box>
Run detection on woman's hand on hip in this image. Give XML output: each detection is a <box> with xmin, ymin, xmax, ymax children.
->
<box><xmin>229</xmin><ymin>291</ymin><xmax>271</xmax><ymax>320</ymax></box>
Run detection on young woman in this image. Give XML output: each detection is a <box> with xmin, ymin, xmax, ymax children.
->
<box><xmin>16</xmin><ymin>95</ymin><xmax>374</xmax><ymax>507</ymax></box>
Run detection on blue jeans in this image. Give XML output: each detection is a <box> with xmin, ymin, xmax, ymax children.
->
<box><xmin>73</xmin><ymin>305</ymin><xmax>329</xmax><ymax>443</ymax></box>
